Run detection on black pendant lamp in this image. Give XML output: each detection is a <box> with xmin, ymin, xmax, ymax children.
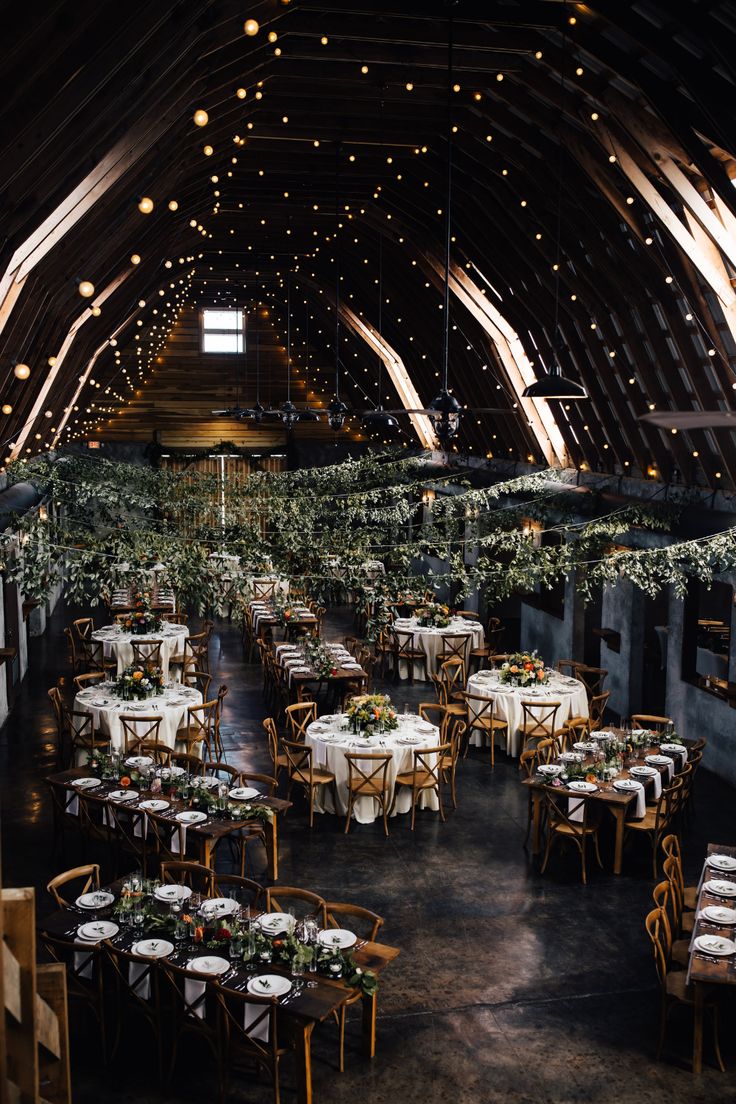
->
<box><xmin>522</xmin><ymin>21</ymin><xmax>587</xmax><ymax>402</ymax></box>
<box><xmin>428</xmin><ymin>9</ymin><xmax>463</xmax><ymax>449</ymax></box>
<box><xmin>280</xmin><ymin>278</ymin><xmax>301</xmax><ymax>429</ymax></box>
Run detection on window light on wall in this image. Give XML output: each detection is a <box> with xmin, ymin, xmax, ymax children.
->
<box><xmin>201</xmin><ymin>308</ymin><xmax>245</xmax><ymax>354</ymax></box>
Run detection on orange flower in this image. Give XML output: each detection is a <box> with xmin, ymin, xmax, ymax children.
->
<box><xmin>510</xmin><ymin>665</ymin><xmax>519</xmax><ymax>673</ymax></box>
<box><xmin>120</xmin><ymin>775</ymin><xmax>131</xmax><ymax>787</ymax></box>
<box><xmin>132</xmin><ymin>671</ymin><xmax>143</xmax><ymax>681</ymax></box>
<box><xmin>193</xmin><ymin>925</ymin><xmax>204</xmax><ymax>943</ymax></box>
<box><xmin>585</xmin><ymin>773</ymin><xmax>597</xmax><ymax>784</ymax></box>
<box><xmin>536</xmin><ymin>669</ymin><xmax>545</xmax><ymax>680</ymax></box>
<box><xmin>524</xmin><ymin>662</ymin><xmax>533</xmax><ymax>671</ymax></box>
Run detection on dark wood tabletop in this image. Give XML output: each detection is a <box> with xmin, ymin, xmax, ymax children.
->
<box><xmin>687</xmin><ymin>841</ymin><xmax>736</xmax><ymax>988</ymax></box>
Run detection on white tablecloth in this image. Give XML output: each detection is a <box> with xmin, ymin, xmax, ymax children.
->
<box><xmin>73</xmin><ymin>685</ymin><xmax>203</xmax><ymax>753</ymax></box>
<box><xmin>92</xmin><ymin>622</ymin><xmax>188</xmax><ymax>680</ymax></box>
<box><xmin>392</xmin><ymin>617</ymin><xmax>484</xmax><ymax>681</ymax></box>
<box><xmin>306</xmin><ymin>714</ymin><xmax>440</xmax><ymax>824</ymax></box>
<box><xmin>465</xmin><ymin>670</ymin><xmax>589</xmax><ymax>757</ymax></box>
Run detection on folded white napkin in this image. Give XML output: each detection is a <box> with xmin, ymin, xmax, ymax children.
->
<box><xmin>567</xmin><ymin>796</ymin><xmax>586</xmax><ymax>823</ymax></box>
<box><xmin>618</xmin><ymin>780</ymin><xmax>646</xmax><ymax>818</ymax></box>
<box><xmin>185</xmin><ymin>977</ymin><xmax>207</xmax><ymax>1018</ymax></box>
<box><xmin>129</xmin><ymin>960</ymin><xmax>151</xmax><ymax>1000</ymax></box>
<box><xmin>66</xmin><ymin>788</ymin><xmax>79</xmax><ymax>817</ymax></box>
<box><xmin>244</xmin><ymin>1000</ymin><xmax>270</xmax><ymax>1041</ymax></box>
<box><xmin>171</xmin><ymin>824</ymin><xmax>186</xmax><ymax>855</ymax></box>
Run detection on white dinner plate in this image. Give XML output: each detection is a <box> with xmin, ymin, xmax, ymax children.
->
<box><xmin>229</xmin><ymin>786</ymin><xmax>260</xmax><ymax>800</ymax></box>
<box><xmin>71</xmin><ymin>776</ymin><xmax>101</xmax><ymax>789</ymax></box>
<box><xmin>537</xmin><ymin>764</ymin><xmax>564</xmax><ymax>776</ymax></box>
<box><xmin>704</xmin><ymin>880</ymin><xmax>736</xmax><ymax>898</ymax></box>
<box><xmin>399</xmin><ymin>735</ymin><xmax>422</xmax><ymax>744</ymax></box>
<box><xmin>567</xmin><ymin>780</ymin><xmax>598</xmax><ymax>793</ymax></box>
<box><xmin>168</xmin><ymin>766</ymin><xmax>186</xmax><ymax>776</ymax></box>
<box><xmin>613</xmin><ymin>779</ymin><xmax>642</xmax><ymax>792</ymax></box>
<box><xmin>139</xmin><ymin>799</ymin><xmax>170</xmax><ymax>812</ymax></box>
<box><xmin>91</xmin><ymin>699</ymin><xmax>110</xmax><ymax>707</ymax></box>
<box><xmin>645</xmin><ymin>755</ymin><xmax>671</xmax><ymax>766</ymax></box>
<box><xmin>77</xmin><ymin>920</ymin><xmax>119</xmax><ymax>942</ymax></box>
<box><xmin>629</xmin><ymin>765</ymin><xmax>657</xmax><ymax>776</ymax></box>
<box><xmin>176</xmin><ymin>810</ymin><xmax>208</xmax><ymax>824</ymax></box>
<box><xmin>154</xmin><ymin>884</ymin><xmax>192</xmax><ymax>903</ymax></box>
<box><xmin>126</xmin><ymin>756</ymin><xmax>153</xmax><ymax>769</ymax></box>
<box><xmin>128</xmin><ymin>703</ymin><xmax>152</xmax><ymax>712</ymax></box>
<box><xmin>703</xmin><ymin>905</ymin><xmax>736</xmax><ymax>924</ymax></box>
<box><xmin>317</xmin><ymin>928</ymin><xmax>356</xmax><ymax>950</ymax></box>
<box><xmin>132</xmin><ymin>939</ymin><xmax>174</xmax><ymax>959</ymax></box>
<box><xmin>188</xmin><ymin>956</ymin><xmax>230</xmax><ymax>976</ymax></box>
<box><xmin>247</xmin><ymin>974</ymin><xmax>292</xmax><ymax>997</ymax></box>
<box><xmin>660</xmin><ymin>744</ymin><xmax>687</xmax><ymax>755</ymax></box>
<box><xmin>707</xmin><ymin>854</ymin><xmax>736</xmax><ymax>872</ymax></box>
<box><xmin>572</xmin><ymin>742</ymin><xmax>597</xmax><ymax>752</ymax></box>
<box><xmin>257</xmin><ymin>912</ymin><xmax>293</xmax><ymax>934</ymax></box>
<box><xmin>693</xmin><ymin>934</ymin><xmax>736</xmax><ymax>956</ymax></box>
<box><xmin>559</xmin><ymin>753</ymin><xmax>583</xmax><ymax>763</ymax></box>
<box><xmin>108</xmin><ymin>789</ymin><xmax>139</xmax><ymax>802</ymax></box>
<box><xmin>76</xmin><ymin>891</ymin><xmax>114</xmax><ymax>910</ymax></box>
<box><xmin>201</xmin><ymin>898</ymin><xmax>238</xmax><ymax>918</ymax></box>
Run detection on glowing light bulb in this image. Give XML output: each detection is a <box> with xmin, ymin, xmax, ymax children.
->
<box><xmin>78</xmin><ymin>280</ymin><xmax>95</xmax><ymax>298</ymax></box>
<box><xmin>130</xmin><ymin>253</ymin><xmax>141</xmax><ymax>265</ymax></box>
<box><xmin>1</xmin><ymin>404</ymin><xmax>12</xmax><ymax>415</ymax></box>
<box><xmin>244</xmin><ymin>18</ymin><xmax>259</xmax><ymax>35</ymax></box>
<box><xmin>236</xmin><ymin>87</ymin><xmax>246</xmax><ymax>99</ymax></box>
<box><xmin>13</xmin><ymin>363</ymin><xmax>30</xmax><ymax>380</ymax></box>
<box><xmin>203</xmin><ymin>145</ymin><xmax>213</xmax><ymax>156</ymax></box>
<box><xmin>168</xmin><ymin>200</ymin><xmax>179</xmax><ymax>211</ymax></box>
<box><xmin>91</xmin><ymin>306</ymin><xmax>101</xmax><ymax>317</ymax></box>
<box><xmin>138</xmin><ymin>196</ymin><xmax>154</xmax><ymax>214</ymax></box>
<box><xmin>193</xmin><ymin>109</ymin><xmax>209</xmax><ymax>126</ymax></box>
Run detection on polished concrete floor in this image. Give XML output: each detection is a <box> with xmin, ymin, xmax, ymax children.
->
<box><xmin>1</xmin><ymin>600</ymin><xmax>735</xmax><ymax>1103</ymax></box>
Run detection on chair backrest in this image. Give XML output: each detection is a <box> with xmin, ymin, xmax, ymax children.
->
<box><xmin>575</xmin><ymin>665</ymin><xmax>608</xmax><ymax>698</ymax></box>
<box><xmin>536</xmin><ymin>737</ymin><xmax>557</xmax><ymax>764</ymax></box>
<box><xmin>160</xmin><ymin>860</ymin><xmax>215</xmax><ymax>895</ymax></box>
<box><xmin>119</xmin><ymin>714</ymin><xmax>163</xmax><ymax>753</ymax></box>
<box><xmin>65</xmin><ymin>708</ymin><xmax>98</xmax><ymax>749</ymax></box>
<box><xmin>108</xmin><ymin>801</ymin><xmax>149</xmax><ymax>861</ymax></box>
<box><xmin>202</xmin><ymin>760</ymin><xmax>240</xmax><ymax>786</ymax></box>
<box><xmin>543</xmin><ymin>786</ymin><xmax>589</xmax><ymax>834</ymax></box>
<box><xmin>73</xmin><ymin>671</ymin><xmax>105</xmax><ymax>692</ymax></box>
<box><xmin>285</xmin><ymin>701</ymin><xmax>317</xmax><ymax>742</ymax></box>
<box><xmin>79</xmin><ymin>638</ymin><xmax>108</xmax><ymax>673</ymax></box>
<box><xmin>644</xmin><ymin>906</ymin><xmax>670</xmax><ymax>988</ymax></box>
<box><xmin>184</xmin><ymin>699</ymin><xmax>219</xmax><ymax>755</ymax></box>
<box><xmin>131</xmin><ymin>639</ymin><xmax>164</xmax><ymax>667</ymax></box>
<box><xmin>172</xmin><ymin>751</ymin><xmax>206</xmax><ymax>775</ymax></box>
<box><xmin>72</xmin><ymin>617</ymin><xmax>95</xmax><ymax>641</ymax></box>
<box><xmin>325</xmin><ymin>901</ymin><xmax>383</xmax><ymax>942</ymax></box>
<box><xmin>106</xmin><ymin>943</ymin><xmax>162</xmax><ymax>1011</ymax></box>
<box><xmin>662</xmin><ymin>854</ymin><xmax>685</xmax><ymax>913</ymax></box>
<box><xmin>589</xmin><ymin>690</ymin><xmax>610</xmax><ymax>730</ymax></box>
<box><xmin>184</xmin><ymin>669</ymin><xmax>212</xmax><ymax>698</ymax></box>
<box><xmin>630</xmin><ymin>714</ymin><xmax>673</xmax><ymax>733</ymax></box>
<box><xmin>265</xmin><ymin>885</ymin><xmax>326</xmax><ymax>925</ymax></box>
<box><xmin>345</xmin><ymin>752</ymin><xmax>391</xmax><ymax>796</ymax></box>
<box><xmin>146</xmin><ymin>814</ymin><xmax>185</xmax><ymax>864</ymax></box>
<box><xmin>48</xmin><ymin>686</ymin><xmax>66</xmax><ymax>734</ymax></box>
<box><xmin>164</xmin><ymin>612</ymin><xmax>188</xmax><ymax>624</ymax></box>
<box><xmin>457</xmin><ymin>610</ymin><xmax>480</xmax><ymax>621</ymax></box>
<box><xmin>418</xmin><ymin>702</ymin><xmax>449</xmax><ymax>741</ymax></box>
<box><xmin>47</xmin><ymin>863</ymin><xmax>100</xmax><ymax>908</ymax></box>
<box><xmin>262</xmin><ymin>717</ymin><xmax>281</xmax><ymax>771</ymax></box>
<box><xmin>253</xmin><ymin>580</ymin><xmax>277</xmax><ymax>601</ymax></box>
<box><xmin>240</xmin><ymin>771</ymin><xmax>278</xmax><ymax>796</ymax></box>
<box><xmin>465</xmin><ymin>691</ymin><xmax>495</xmax><ymax>727</ymax></box>
<box><xmin>556</xmin><ymin>659</ymin><xmax>578</xmax><ymax>677</ymax></box>
<box><xmin>283</xmin><ymin>738</ymin><xmax>314</xmax><ymax>783</ymax></box>
<box><xmin>438</xmin><ymin>633</ymin><xmax>470</xmax><ymax>670</ymax></box>
<box><xmin>212</xmin><ymin>984</ymin><xmax>279</xmax><ymax>1064</ymax></box>
<box><xmin>408</xmin><ymin>745</ymin><xmax>447</xmax><ymax>790</ymax></box>
<box><xmin>394</xmin><ymin>630</ymin><xmax>419</xmax><ymax>660</ymax></box>
<box><xmin>184</xmin><ymin>633</ymin><xmax>209</xmax><ymax>671</ymax></box>
<box><xmin>652</xmin><ymin>879</ymin><xmax>680</xmax><ymax>946</ymax></box>
<box><xmin>519</xmin><ymin>746</ymin><xmax>539</xmax><ymax>778</ymax></box>
<box><xmin>440</xmin><ymin>657</ymin><xmax>465</xmax><ymax>696</ymax></box>
<box><xmin>430</xmin><ymin>674</ymin><xmax>449</xmax><ymax>707</ymax></box>
<box><xmin>520</xmin><ymin>701</ymin><xmax>561</xmax><ymax>743</ymax></box>
<box><xmin>212</xmin><ymin>873</ymin><xmax>264</xmax><ymax>909</ymax></box>
<box><xmin>488</xmin><ymin>653</ymin><xmax>509</xmax><ymax>668</ymax></box>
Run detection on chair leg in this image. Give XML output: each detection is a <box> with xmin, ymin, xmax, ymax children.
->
<box><xmin>338</xmin><ymin>1005</ymin><xmax>346</xmax><ymax>1073</ymax></box>
<box><xmin>656</xmin><ymin>993</ymin><xmax>668</xmax><ymax>1060</ymax></box>
<box><xmin>410</xmin><ymin>789</ymin><xmax>417</xmax><ymax>830</ymax></box>
<box><xmin>382</xmin><ymin>793</ymin><xmax>389</xmax><ymax>836</ymax></box>
<box><xmin>344</xmin><ymin>788</ymin><xmax>353</xmax><ymax>834</ymax></box>
<box><xmin>711</xmin><ymin>1004</ymin><xmax>726</xmax><ymax>1073</ymax></box>
<box><xmin>308</xmin><ymin>786</ymin><xmax>315</xmax><ymax>829</ymax></box>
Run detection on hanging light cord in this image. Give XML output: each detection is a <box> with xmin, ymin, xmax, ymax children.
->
<box><xmin>552</xmin><ymin>10</ymin><xmax>568</xmax><ymax>347</ymax></box>
<box><xmin>441</xmin><ymin>7</ymin><xmax>455</xmax><ymax>393</ymax></box>
<box><xmin>334</xmin><ymin>142</ymin><xmax>341</xmax><ymax>401</ymax></box>
<box><xmin>286</xmin><ymin>278</ymin><xmax>291</xmax><ymax>403</ymax></box>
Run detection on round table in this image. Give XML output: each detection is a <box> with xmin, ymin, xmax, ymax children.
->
<box><xmin>306</xmin><ymin>713</ymin><xmax>441</xmax><ymax>824</ymax></box>
<box><xmin>73</xmin><ymin>684</ymin><xmax>203</xmax><ymax>755</ymax></box>
<box><xmin>92</xmin><ymin>622</ymin><xmax>188</xmax><ymax>680</ymax></box>
<box><xmin>392</xmin><ymin>616</ymin><xmax>484</xmax><ymax>681</ymax></box>
<box><xmin>465</xmin><ymin>669</ymin><xmax>589</xmax><ymax>756</ymax></box>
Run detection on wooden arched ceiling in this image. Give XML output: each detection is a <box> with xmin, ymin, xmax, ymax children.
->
<box><xmin>2</xmin><ymin>0</ymin><xmax>736</xmax><ymax>484</ymax></box>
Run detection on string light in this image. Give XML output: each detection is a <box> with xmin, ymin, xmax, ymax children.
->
<box><xmin>130</xmin><ymin>254</ymin><xmax>141</xmax><ymax>265</ymax></box>
<box><xmin>244</xmin><ymin>18</ymin><xmax>259</xmax><ymax>35</ymax></box>
<box><xmin>13</xmin><ymin>364</ymin><xmax>30</xmax><ymax>380</ymax></box>
<box><xmin>193</xmin><ymin>109</ymin><xmax>209</xmax><ymax>126</ymax></box>
<box><xmin>78</xmin><ymin>280</ymin><xmax>95</xmax><ymax>298</ymax></box>
<box><xmin>138</xmin><ymin>196</ymin><xmax>154</xmax><ymax>214</ymax></box>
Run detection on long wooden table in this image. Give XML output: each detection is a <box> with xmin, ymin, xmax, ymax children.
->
<box><xmin>523</xmin><ymin>736</ymin><xmax>683</xmax><ymax>875</ymax></box>
<box><xmin>46</xmin><ymin>768</ymin><xmax>291</xmax><ymax>880</ymax></box>
<box><xmin>110</xmin><ymin>584</ymin><xmax>175</xmax><ymax>612</ymax></box>
<box><xmin>686</xmin><ymin>841</ymin><xmax>736</xmax><ymax>1074</ymax></box>
<box><xmin>39</xmin><ymin>881</ymin><xmax>400</xmax><ymax>1104</ymax></box>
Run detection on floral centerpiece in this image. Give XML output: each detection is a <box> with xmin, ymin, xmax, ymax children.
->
<box><xmin>499</xmin><ymin>650</ymin><xmax>549</xmax><ymax>687</ymax></box>
<box><xmin>122</xmin><ymin>588</ymin><xmax>161</xmax><ymax>634</ymax></box>
<box><xmin>302</xmin><ymin>636</ymin><xmax>339</xmax><ymax>680</ymax></box>
<box><xmin>272</xmin><ymin>593</ymin><xmax>297</xmax><ymax>626</ymax></box>
<box><xmin>415</xmin><ymin>601</ymin><xmax>451</xmax><ymax>628</ymax></box>
<box><xmin>346</xmin><ymin>693</ymin><xmax>398</xmax><ymax>737</ymax></box>
<box><xmin>115</xmin><ymin>662</ymin><xmax>164</xmax><ymax>700</ymax></box>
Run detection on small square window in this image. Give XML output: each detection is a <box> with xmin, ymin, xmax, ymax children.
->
<box><xmin>201</xmin><ymin>308</ymin><xmax>244</xmax><ymax>353</ymax></box>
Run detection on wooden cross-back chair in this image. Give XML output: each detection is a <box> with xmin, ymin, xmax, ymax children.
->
<box><xmin>263</xmin><ymin>716</ymin><xmax>288</xmax><ymax>781</ymax></box>
<box><xmin>184</xmin><ymin>668</ymin><xmax>212</xmax><ymax>699</ymax></box>
<box><xmin>64</xmin><ymin>627</ymin><xmax>83</xmax><ymax>674</ymax></box>
<box><xmin>265</xmin><ymin>885</ymin><xmax>326</xmax><ymax>925</ymax></box>
<box><xmin>108</xmin><ymin>801</ymin><xmax>151</xmax><ymax>876</ymax></box>
<box><xmin>130</xmin><ymin>639</ymin><xmax>164</xmax><ymax>668</ymax></box>
<box><xmin>344</xmin><ymin>752</ymin><xmax>392</xmax><ymax>836</ymax></box>
<box><xmin>46</xmin><ymin>863</ymin><xmax>101</xmax><ymax>909</ymax></box>
<box><xmin>439</xmin><ymin>719</ymin><xmax>466</xmax><ymax>810</ymax></box>
<box><xmin>324</xmin><ymin>900</ymin><xmax>385</xmax><ymax>1072</ymax></box>
<box><xmin>176</xmin><ymin>698</ymin><xmax>219</xmax><ymax>759</ymax></box>
<box><xmin>160</xmin><ymin>860</ymin><xmax>215</xmax><ymax>895</ymax></box>
<box><xmin>625</xmin><ymin>776</ymin><xmax>683</xmax><ymax>877</ymax></box>
<box><xmin>644</xmin><ymin>906</ymin><xmax>725</xmax><ymax>1071</ymax></box>
<box><xmin>66</xmin><ymin>708</ymin><xmax>111</xmax><ymax>766</ymax></box>
<box><xmin>540</xmin><ymin>788</ymin><xmax>603</xmax><ymax>885</ymax></box>
<box><xmin>253</xmin><ymin>579</ymin><xmax>278</xmax><ymax>601</ymax></box>
<box><xmin>588</xmin><ymin>690</ymin><xmax>610</xmax><ymax>731</ymax></box>
<box><xmin>79</xmin><ymin>638</ymin><xmax>116</xmax><ymax>675</ymax></box>
<box><xmin>520</xmin><ymin>701</ymin><xmax>562</xmax><ymax>754</ymax></box>
<box><xmin>630</xmin><ymin>714</ymin><xmax>674</xmax><ymax>733</ymax></box>
<box><xmin>439</xmin><ymin>657</ymin><xmax>466</xmax><ymax>703</ymax></box>
<box><xmin>282</xmin><ymin>739</ymin><xmax>336</xmax><ymax>828</ymax></box>
<box><xmin>48</xmin><ymin>685</ymin><xmax>68</xmax><ymax>767</ymax></box>
<box><xmin>73</xmin><ymin>671</ymin><xmax>105</xmax><ymax>693</ymax></box>
<box><xmin>119</xmin><ymin>714</ymin><xmax>164</xmax><ymax>755</ymax></box>
<box><xmin>72</xmin><ymin>617</ymin><xmax>95</xmax><ymax>642</ymax></box>
<box><xmin>284</xmin><ymin>700</ymin><xmax>317</xmax><ymax>742</ymax></box>
<box><xmin>389</xmin><ymin>744</ymin><xmax>449</xmax><ymax>830</ymax></box>
<box><xmin>437</xmin><ymin>633</ymin><xmax>470</xmax><ymax>677</ymax></box>
<box><xmin>393</xmin><ymin>629</ymin><xmax>427</xmax><ymax>685</ymax></box>
<box><xmin>464</xmin><ymin>691</ymin><xmax>508</xmax><ymax>767</ymax></box>
<box><xmin>575</xmin><ymin>665</ymin><xmax>608</xmax><ymax>699</ymax></box>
